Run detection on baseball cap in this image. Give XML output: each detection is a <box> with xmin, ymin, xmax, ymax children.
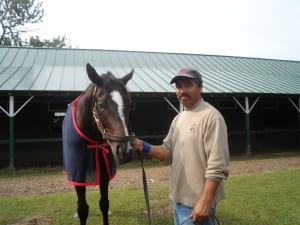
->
<box><xmin>170</xmin><ymin>68</ymin><xmax>202</xmax><ymax>84</ymax></box>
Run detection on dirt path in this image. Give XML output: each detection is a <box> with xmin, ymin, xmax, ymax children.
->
<box><xmin>1</xmin><ymin>156</ymin><xmax>300</xmax><ymax>198</ymax></box>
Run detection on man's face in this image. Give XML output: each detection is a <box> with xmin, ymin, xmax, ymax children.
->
<box><xmin>175</xmin><ymin>78</ymin><xmax>202</xmax><ymax>109</ymax></box>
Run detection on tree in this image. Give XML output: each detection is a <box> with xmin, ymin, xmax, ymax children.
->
<box><xmin>25</xmin><ymin>35</ymin><xmax>72</xmax><ymax>48</ymax></box>
<box><xmin>0</xmin><ymin>0</ymin><xmax>71</xmax><ymax>48</ymax></box>
<box><xmin>0</xmin><ymin>0</ymin><xmax>44</xmax><ymax>46</ymax></box>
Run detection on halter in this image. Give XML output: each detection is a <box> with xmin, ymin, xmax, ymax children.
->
<box><xmin>92</xmin><ymin>86</ymin><xmax>135</xmax><ymax>142</ymax></box>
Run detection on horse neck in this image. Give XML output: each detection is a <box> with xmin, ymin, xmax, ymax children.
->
<box><xmin>76</xmin><ymin>91</ymin><xmax>101</xmax><ymax>141</ymax></box>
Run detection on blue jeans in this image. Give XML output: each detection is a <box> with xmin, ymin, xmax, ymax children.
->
<box><xmin>173</xmin><ymin>203</ymin><xmax>216</xmax><ymax>225</ymax></box>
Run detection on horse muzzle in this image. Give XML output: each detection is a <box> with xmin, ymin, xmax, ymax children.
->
<box><xmin>119</xmin><ymin>149</ymin><xmax>133</xmax><ymax>165</ymax></box>
<box><xmin>117</xmin><ymin>142</ymin><xmax>133</xmax><ymax>165</ymax></box>
<box><xmin>103</xmin><ymin>132</ymin><xmax>135</xmax><ymax>165</ymax></box>
<box><xmin>103</xmin><ymin>133</ymin><xmax>135</xmax><ymax>165</ymax></box>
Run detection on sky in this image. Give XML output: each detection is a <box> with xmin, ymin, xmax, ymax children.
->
<box><xmin>26</xmin><ymin>0</ymin><xmax>300</xmax><ymax>61</ymax></box>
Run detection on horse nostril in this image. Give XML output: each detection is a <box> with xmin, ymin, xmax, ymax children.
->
<box><xmin>116</xmin><ymin>143</ymin><xmax>126</xmax><ymax>158</ymax></box>
<box><xmin>116</xmin><ymin>145</ymin><xmax>122</xmax><ymax>159</ymax></box>
<box><xmin>118</xmin><ymin>142</ymin><xmax>132</xmax><ymax>165</ymax></box>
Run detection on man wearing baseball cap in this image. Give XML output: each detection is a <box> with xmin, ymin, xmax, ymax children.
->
<box><xmin>132</xmin><ymin>68</ymin><xmax>229</xmax><ymax>225</ymax></box>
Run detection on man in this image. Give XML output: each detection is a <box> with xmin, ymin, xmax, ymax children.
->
<box><xmin>132</xmin><ymin>68</ymin><xmax>229</xmax><ymax>225</ymax></box>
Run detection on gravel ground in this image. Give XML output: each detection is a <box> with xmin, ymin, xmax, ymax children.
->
<box><xmin>1</xmin><ymin>156</ymin><xmax>300</xmax><ymax>198</ymax></box>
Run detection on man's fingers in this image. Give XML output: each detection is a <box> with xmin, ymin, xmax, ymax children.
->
<box><xmin>131</xmin><ymin>139</ymin><xmax>143</xmax><ymax>151</ymax></box>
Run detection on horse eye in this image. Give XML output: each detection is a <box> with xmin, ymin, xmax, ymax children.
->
<box><xmin>98</xmin><ymin>102</ymin><xmax>105</xmax><ymax>112</ymax></box>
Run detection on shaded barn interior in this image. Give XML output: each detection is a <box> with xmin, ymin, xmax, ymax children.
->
<box><xmin>0</xmin><ymin>94</ymin><xmax>299</xmax><ymax>167</ymax></box>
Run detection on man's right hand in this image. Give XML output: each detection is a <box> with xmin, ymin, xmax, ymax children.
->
<box><xmin>131</xmin><ymin>138</ymin><xmax>144</xmax><ymax>152</ymax></box>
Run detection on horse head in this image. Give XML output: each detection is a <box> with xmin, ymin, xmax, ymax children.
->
<box><xmin>86</xmin><ymin>63</ymin><xmax>134</xmax><ymax>165</ymax></box>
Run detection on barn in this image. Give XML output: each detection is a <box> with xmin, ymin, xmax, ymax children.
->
<box><xmin>0</xmin><ymin>46</ymin><xmax>300</xmax><ymax>169</ymax></box>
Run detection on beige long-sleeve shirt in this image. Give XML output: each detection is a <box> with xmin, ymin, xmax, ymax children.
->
<box><xmin>162</xmin><ymin>98</ymin><xmax>230</xmax><ymax>208</ymax></box>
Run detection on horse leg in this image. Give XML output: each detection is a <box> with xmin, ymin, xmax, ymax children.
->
<box><xmin>75</xmin><ymin>186</ymin><xmax>89</xmax><ymax>225</ymax></box>
<box><xmin>99</xmin><ymin>177</ymin><xmax>110</xmax><ymax>225</ymax></box>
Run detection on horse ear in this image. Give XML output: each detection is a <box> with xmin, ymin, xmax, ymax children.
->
<box><xmin>86</xmin><ymin>63</ymin><xmax>103</xmax><ymax>85</ymax></box>
<box><xmin>121</xmin><ymin>69</ymin><xmax>134</xmax><ymax>85</ymax></box>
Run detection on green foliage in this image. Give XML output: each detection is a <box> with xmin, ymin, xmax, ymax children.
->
<box><xmin>0</xmin><ymin>0</ymin><xmax>71</xmax><ymax>48</ymax></box>
<box><xmin>0</xmin><ymin>0</ymin><xmax>44</xmax><ymax>46</ymax></box>
<box><xmin>1</xmin><ymin>169</ymin><xmax>300</xmax><ymax>225</ymax></box>
<box><xmin>24</xmin><ymin>35</ymin><xmax>72</xmax><ymax>48</ymax></box>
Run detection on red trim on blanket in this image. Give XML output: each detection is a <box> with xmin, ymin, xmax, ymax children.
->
<box><xmin>72</xmin><ymin>96</ymin><xmax>98</xmax><ymax>144</ymax></box>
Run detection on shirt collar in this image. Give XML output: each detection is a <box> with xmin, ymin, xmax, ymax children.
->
<box><xmin>185</xmin><ymin>98</ymin><xmax>204</xmax><ymax>111</ymax></box>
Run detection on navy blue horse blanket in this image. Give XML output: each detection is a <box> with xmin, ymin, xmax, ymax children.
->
<box><xmin>62</xmin><ymin>96</ymin><xmax>116</xmax><ymax>186</ymax></box>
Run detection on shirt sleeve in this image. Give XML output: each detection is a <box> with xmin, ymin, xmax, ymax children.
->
<box><xmin>204</xmin><ymin>117</ymin><xmax>230</xmax><ymax>180</ymax></box>
<box><xmin>162</xmin><ymin>115</ymin><xmax>179</xmax><ymax>164</ymax></box>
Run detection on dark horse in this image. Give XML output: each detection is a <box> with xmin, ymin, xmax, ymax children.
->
<box><xmin>62</xmin><ymin>63</ymin><xmax>134</xmax><ymax>225</ymax></box>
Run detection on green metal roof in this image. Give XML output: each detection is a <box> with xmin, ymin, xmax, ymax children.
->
<box><xmin>0</xmin><ymin>46</ymin><xmax>300</xmax><ymax>95</ymax></box>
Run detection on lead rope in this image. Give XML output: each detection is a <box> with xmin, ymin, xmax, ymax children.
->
<box><xmin>137</xmin><ymin>151</ymin><xmax>152</xmax><ymax>225</ymax></box>
<box><xmin>128</xmin><ymin>121</ymin><xmax>152</xmax><ymax>225</ymax></box>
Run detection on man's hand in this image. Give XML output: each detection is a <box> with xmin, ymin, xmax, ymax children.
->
<box><xmin>131</xmin><ymin>139</ymin><xmax>166</xmax><ymax>161</ymax></box>
<box><xmin>191</xmin><ymin>179</ymin><xmax>219</xmax><ymax>223</ymax></box>
<box><xmin>191</xmin><ymin>197</ymin><xmax>211</xmax><ymax>222</ymax></box>
<box><xmin>131</xmin><ymin>138</ymin><xmax>144</xmax><ymax>152</ymax></box>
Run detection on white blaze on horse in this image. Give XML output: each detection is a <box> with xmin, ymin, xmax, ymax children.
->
<box><xmin>62</xmin><ymin>63</ymin><xmax>134</xmax><ymax>225</ymax></box>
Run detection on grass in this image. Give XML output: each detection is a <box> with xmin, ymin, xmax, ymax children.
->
<box><xmin>1</xmin><ymin>153</ymin><xmax>300</xmax><ymax>225</ymax></box>
<box><xmin>1</xmin><ymin>169</ymin><xmax>300</xmax><ymax>225</ymax></box>
<box><xmin>218</xmin><ymin>169</ymin><xmax>300</xmax><ymax>225</ymax></box>
<box><xmin>0</xmin><ymin>183</ymin><xmax>171</xmax><ymax>225</ymax></box>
